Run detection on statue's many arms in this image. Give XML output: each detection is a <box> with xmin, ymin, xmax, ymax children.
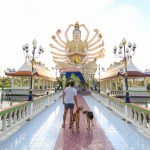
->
<box><xmin>50</xmin><ymin>22</ymin><xmax>105</xmax><ymax>66</ymax></box>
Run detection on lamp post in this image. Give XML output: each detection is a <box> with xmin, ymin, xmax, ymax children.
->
<box><xmin>22</xmin><ymin>39</ymin><xmax>44</xmax><ymax>101</ymax></box>
<box><xmin>113</xmin><ymin>38</ymin><xmax>136</xmax><ymax>103</ymax></box>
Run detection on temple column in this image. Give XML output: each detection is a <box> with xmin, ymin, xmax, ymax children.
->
<box><xmin>105</xmin><ymin>80</ymin><xmax>107</xmax><ymax>90</ymax></box>
<box><xmin>104</xmin><ymin>81</ymin><xmax>106</xmax><ymax>91</ymax></box>
<box><xmin>11</xmin><ymin>77</ymin><xmax>15</xmax><ymax>87</ymax></box>
<box><xmin>32</xmin><ymin>78</ymin><xmax>35</xmax><ymax>89</ymax></box>
<box><xmin>115</xmin><ymin>80</ymin><xmax>118</xmax><ymax>91</ymax></box>
<box><xmin>45</xmin><ymin>80</ymin><xmax>47</xmax><ymax>89</ymax></box>
<box><xmin>38</xmin><ymin>78</ymin><xmax>40</xmax><ymax>89</ymax></box>
<box><xmin>48</xmin><ymin>80</ymin><xmax>50</xmax><ymax>89</ymax></box>
<box><xmin>42</xmin><ymin>79</ymin><xmax>45</xmax><ymax>89</ymax></box>
<box><xmin>110</xmin><ymin>80</ymin><xmax>112</xmax><ymax>91</ymax></box>
<box><xmin>28</xmin><ymin>77</ymin><xmax>30</xmax><ymax>87</ymax></box>
<box><xmin>21</xmin><ymin>78</ymin><xmax>23</xmax><ymax>87</ymax></box>
<box><xmin>51</xmin><ymin>81</ymin><xmax>53</xmax><ymax>91</ymax></box>
<box><xmin>101</xmin><ymin>81</ymin><xmax>103</xmax><ymax>91</ymax></box>
<box><xmin>144</xmin><ymin>78</ymin><xmax>147</xmax><ymax>90</ymax></box>
<box><xmin>49</xmin><ymin>81</ymin><xmax>52</xmax><ymax>91</ymax></box>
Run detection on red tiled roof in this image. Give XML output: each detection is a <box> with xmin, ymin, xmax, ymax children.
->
<box><xmin>125</xmin><ymin>71</ymin><xmax>150</xmax><ymax>77</ymax></box>
<box><xmin>5</xmin><ymin>59</ymin><xmax>56</xmax><ymax>81</ymax></box>
<box><xmin>5</xmin><ymin>70</ymin><xmax>56</xmax><ymax>81</ymax></box>
<box><xmin>5</xmin><ymin>71</ymin><xmax>32</xmax><ymax>76</ymax></box>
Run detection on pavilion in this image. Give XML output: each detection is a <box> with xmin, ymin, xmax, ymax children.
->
<box><xmin>100</xmin><ymin>59</ymin><xmax>150</xmax><ymax>92</ymax></box>
<box><xmin>4</xmin><ymin>58</ymin><xmax>56</xmax><ymax>97</ymax></box>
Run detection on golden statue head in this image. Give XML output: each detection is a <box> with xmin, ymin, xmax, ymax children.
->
<box><xmin>74</xmin><ymin>22</ymin><xmax>79</xmax><ymax>30</ymax></box>
<box><xmin>73</xmin><ymin>22</ymin><xmax>81</xmax><ymax>40</ymax></box>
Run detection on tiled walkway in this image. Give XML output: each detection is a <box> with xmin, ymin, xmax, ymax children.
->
<box><xmin>54</xmin><ymin>95</ymin><xmax>114</xmax><ymax>150</ymax></box>
<box><xmin>0</xmin><ymin>95</ymin><xmax>150</xmax><ymax>150</ymax></box>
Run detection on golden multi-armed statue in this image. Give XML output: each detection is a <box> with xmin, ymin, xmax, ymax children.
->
<box><xmin>50</xmin><ymin>22</ymin><xmax>105</xmax><ymax>67</ymax></box>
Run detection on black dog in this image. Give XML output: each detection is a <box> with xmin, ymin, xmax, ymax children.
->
<box><xmin>83</xmin><ymin>110</ymin><xmax>94</xmax><ymax>130</ymax></box>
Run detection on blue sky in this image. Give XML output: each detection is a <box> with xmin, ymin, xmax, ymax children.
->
<box><xmin>0</xmin><ymin>0</ymin><xmax>150</xmax><ymax>76</ymax></box>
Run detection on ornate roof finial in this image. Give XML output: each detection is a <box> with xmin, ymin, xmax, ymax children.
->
<box><xmin>75</xmin><ymin>21</ymin><xmax>79</xmax><ymax>29</ymax></box>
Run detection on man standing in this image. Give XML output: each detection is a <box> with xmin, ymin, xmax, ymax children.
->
<box><xmin>62</xmin><ymin>81</ymin><xmax>78</xmax><ymax>128</ymax></box>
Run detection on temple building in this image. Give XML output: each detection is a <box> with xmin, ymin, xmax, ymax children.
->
<box><xmin>5</xmin><ymin>59</ymin><xmax>56</xmax><ymax>96</ymax></box>
<box><xmin>100</xmin><ymin>59</ymin><xmax>150</xmax><ymax>92</ymax></box>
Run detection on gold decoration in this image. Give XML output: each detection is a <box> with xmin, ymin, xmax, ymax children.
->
<box><xmin>52</xmin><ymin>35</ymin><xmax>56</xmax><ymax>39</ymax></box>
<box><xmin>71</xmin><ymin>55</ymin><xmax>81</xmax><ymax>64</ymax></box>
<box><xmin>98</xmin><ymin>34</ymin><xmax>102</xmax><ymax>39</ymax></box>
<box><xmin>56</xmin><ymin>29</ymin><xmax>61</xmax><ymax>34</ymax></box>
<box><xmin>94</xmin><ymin>29</ymin><xmax>99</xmax><ymax>34</ymax></box>
<box><xmin>75</xmin><ymin>22</ymin><xmax>80</xmax><ymax>29</ymax></box>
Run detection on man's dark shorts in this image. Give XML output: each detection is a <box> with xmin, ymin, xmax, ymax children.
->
<box><xmin>65</xmin><ymin>103</ymin><xmax>74</xmax><ymax>109</ymax></box>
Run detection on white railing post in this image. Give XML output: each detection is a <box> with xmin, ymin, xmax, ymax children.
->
<box><xmin>22</xmin><ymin>107</ymin><xmax>25</xmax><ymax>119</ymax></box>
<box><xmin>143</xmin><ymin>113</ymin><xmax>148</xmax><ymax>128</ymax></box>
<box><xmin>129</xmin><ymin>107</ymin><xmax>133</xmax><ymax>121</ymax></box>
<box><xmin>18</xmin><ymin>109</ymin><xmax>22</xmax><ymax>121</ymax></box>
<box><xmin>13</xmin><ymin>110</ymin><xmax>17</xmax><ymax>124</ymax></box>
<box><xmin>125</xmin><ymin>105</ymin><xmax>128</xmax><ymax>122</ymax></box>
<box><xmin>8</xmin><ymin>112</ymin><xmax>12</xmax><ymax>127</ymax></box>
<box><xmin>2</xmin><ymin>114</ymin><xmax>7</xmax><ymax>131</ymax></box>
<box><xmin>138</xmin><ymin>111</ymin><xmax>142</xmax><ymax>125</ymax></box>
<box><xmin>134</xmin><ymin>110</ymin><xmax>138</xmax><ymax>122</ymax></box>
<box><xmin>27</xmin><ymin>102</ymin><xmax>33</xmax><ymax>120</ymax></box>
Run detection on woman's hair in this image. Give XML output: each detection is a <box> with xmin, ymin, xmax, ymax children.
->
<box><xmin>70</xmin><ymin>81</ymin><xmax>75</xmax><ymax>87</ymax></box>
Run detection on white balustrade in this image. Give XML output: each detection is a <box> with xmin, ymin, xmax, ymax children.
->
<box><xmin>91</xmin><ymin>91</ymin><xmax>150</xmax><ymax>134</ymax></box>
<box><xmin>0</xmin><ymin>91</ymin><xmax>63</xmax><ymax>135</ymax></box>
